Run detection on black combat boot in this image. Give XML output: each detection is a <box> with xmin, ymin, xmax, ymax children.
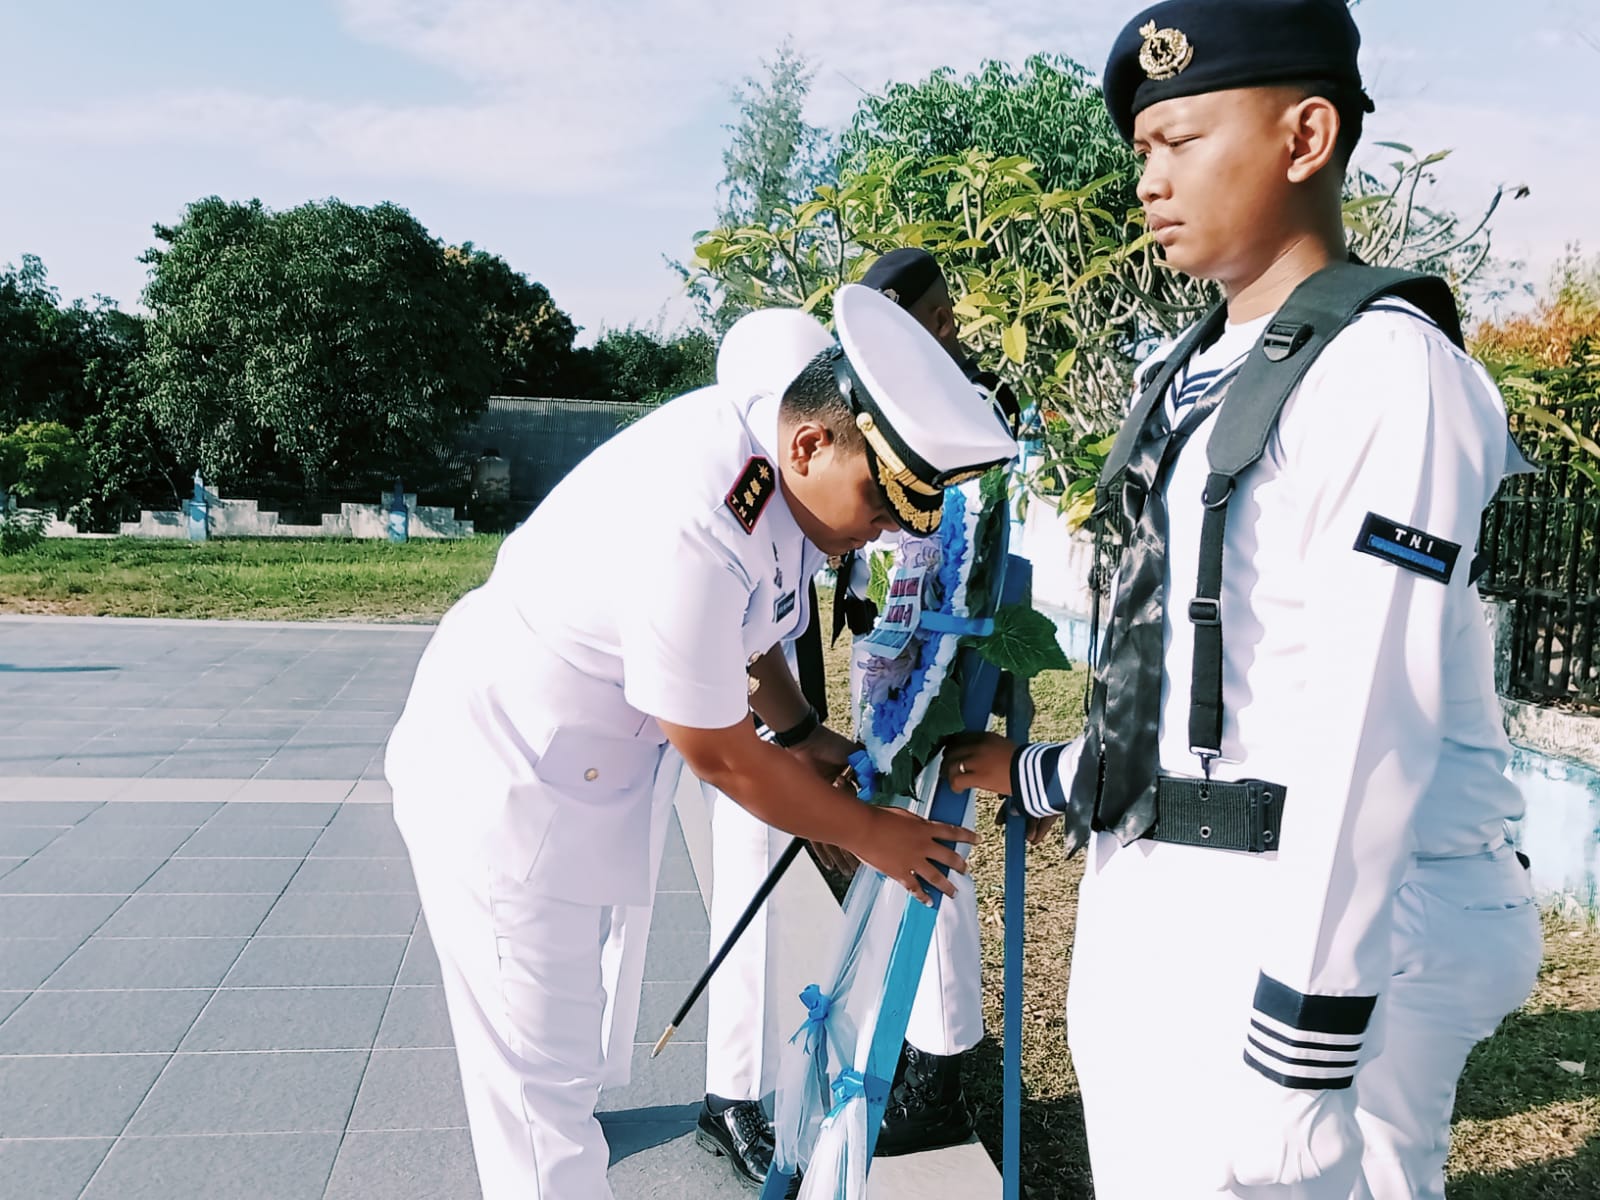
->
<box><xmin>696</xmin><ymin>1096</ymin><xmax>800</xmax><ymax>1194</ymax></box>
<box><xmin>873</xmin><ymin>1043</ymin><xmax>975</xmax><ymax>1157</ymax></box>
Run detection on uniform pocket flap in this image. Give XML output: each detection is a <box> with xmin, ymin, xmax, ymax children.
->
<box><xmin>532</xmin><ymin>727</ymin><xmax>661</xmax><ymax>794</ymax></box>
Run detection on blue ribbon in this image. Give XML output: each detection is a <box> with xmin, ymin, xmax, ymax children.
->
<box><xmin>918</xmin><ymin>611</ymin><xmax>995</xmax><ymax>637</ymax></box>
<box><xmin>830</xmin><ymin>1068</ymin><xmax>889</xmax><ymax>1108</ymax></box>
<box><xmin>846</xmin><ymin>749</ymin><xmax>878</xmax><ymax>800</ymax></box>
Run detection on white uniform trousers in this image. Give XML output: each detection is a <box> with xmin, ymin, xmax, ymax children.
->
<box><xmin>400</xmin><ymin>752</ymin><xmax>683</xmax><ymax>1200</ymax></box>
<box><xmin>1065</xmin><ymin>834</ymin><xmax>1540</xmax><ymax>1200</ymax></box>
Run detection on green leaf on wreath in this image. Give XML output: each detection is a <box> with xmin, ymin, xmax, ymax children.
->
<box><xmin>976</xmin><ymin>603</ymin><xmax>1071</xmax><ymax>679</ymax></box>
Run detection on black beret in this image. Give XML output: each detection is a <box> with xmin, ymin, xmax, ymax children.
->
<box><xmin>860</xmin><ymin>247</ymin><xmax>944</xmax><ymax>309</ymax></box>
<box><xmin>1102</xmin><ymin>0</ymin><xmax>1374</xmax><ymax>141</ymax></box>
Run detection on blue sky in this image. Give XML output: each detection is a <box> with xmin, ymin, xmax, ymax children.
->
<box><xmin>1</xmin><ymin>1</ymin><xmax>1589</xmax><ymax>341</ymax></box>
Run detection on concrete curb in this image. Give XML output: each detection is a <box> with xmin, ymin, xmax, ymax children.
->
<box><xmin>0</xmin><ymin>614</ymin><xmax>438</xmax><ymax>632</ymax></box>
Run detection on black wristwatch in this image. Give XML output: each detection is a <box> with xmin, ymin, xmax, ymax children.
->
<box><xmin>771</xmin><ymin>707</ymin><xmax>821</xmax><ymax>748</ymax></box>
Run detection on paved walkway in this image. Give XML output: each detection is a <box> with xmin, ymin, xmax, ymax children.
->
<box><xmin>0</xmin><ymin>617</ymin><xmax>743</xmax><ymax>1199</ymax></box>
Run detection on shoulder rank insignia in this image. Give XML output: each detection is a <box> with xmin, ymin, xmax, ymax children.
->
<box><xmin>1354</xmin><ymin>513</ymin><xmax>1461</xmax><ymax>584</ymax></box>
<box><xmin>1139</xmin><ymin>20</ymin><xmax>1194</xmax><ymax>81</ymax></box>
<box><xmin>725</xmin><ymin>456</ymin><xmax>775</xmax><ymax>534</ymax></box>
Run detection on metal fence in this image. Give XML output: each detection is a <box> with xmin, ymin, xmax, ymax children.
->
<box><xmin>1478</xmin><ymin>397</ymin><xmax>1600</xmax><ymax>711</ymax></box>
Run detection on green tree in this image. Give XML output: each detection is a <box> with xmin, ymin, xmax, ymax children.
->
<box><xmin>444</xmin><ymin>243</ymin><xmax>586</xmax><ymax>396</ymax></box>
<box><xmin>579</xmin><ymin>326</ymin><xmax>716</xmax><ymax>406</ymax></box>
<box><xmin>138</xmin><ymin>196</ymin><xmax>501</xmax><ymax>494</ymax></box>
<box><xmin>677</xmin><ymin>40</ymin><xmax>835</xmax><ymax>333</ymax></box>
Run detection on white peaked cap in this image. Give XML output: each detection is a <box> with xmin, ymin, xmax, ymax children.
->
<box><xmin>833</xmin><ymin>283</ymin><xmax>1018</xmax><ymax>534</ymax></box>
<box><xmin>716</xmin><ymin>307</ymin><xmax>834</xmax><ymax>400</ymax></box>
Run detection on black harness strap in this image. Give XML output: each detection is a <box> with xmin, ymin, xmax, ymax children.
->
<box><xmin>1187</xmin><ymin>264</ymin><xmax>1465</xmax><ymax>763</ymax></box>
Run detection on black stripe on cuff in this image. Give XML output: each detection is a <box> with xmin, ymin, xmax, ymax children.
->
<box><xmin>1253</xmin><ymin>973</ymin><xmax>1376</xmax><ymax>1038</ymax></box>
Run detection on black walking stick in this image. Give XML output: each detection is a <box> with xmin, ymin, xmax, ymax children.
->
<box><xmin>651</xmin><ymin>836</ymin><xmax>806</xmax><ymax>1057</ymax></box>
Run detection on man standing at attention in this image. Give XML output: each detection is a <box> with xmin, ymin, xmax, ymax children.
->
<box><xmin>943</xmin><ymin>3</ymin><xmax>1541</xmax><ymax>1196</ymax></box>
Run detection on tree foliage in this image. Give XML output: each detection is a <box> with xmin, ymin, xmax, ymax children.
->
<box><xmin>138</xmin><ymin>197</ymin><xmax>504</xmax><ymax>492</ymax></box>
<box><xmin>577</xmin><ymin>326</ymin><xmax>716</xmax><ymax>406</ymax></box>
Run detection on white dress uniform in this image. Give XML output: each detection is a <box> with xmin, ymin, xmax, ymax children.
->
<box><xmin>386</xmin><ymin>384</ymin><xmax>823</xmax><ymax>1200</ymax></box>
<box><xmin>1010</xmin><ymin>302</ymin><xmax>1542</xmax><ymax>1199</ymax></box>
<box><xmin>387</xmin><ymin>284</ymin><xmax>1018</xmax><ymax>1200</ymax></box>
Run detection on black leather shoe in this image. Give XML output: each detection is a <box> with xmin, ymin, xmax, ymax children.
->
<box><xmin>696</xmin><ymin>1097</ymin><xmax>800</xmax><ymax>1193</ymax></box>
<box><xmin>874</xmin><ymin>1044</ymin><xmax>975</xmax><ymax>1157</ymax></box>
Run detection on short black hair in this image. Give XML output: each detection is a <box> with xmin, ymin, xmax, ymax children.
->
<box><xmin>778</xmin><ymin>350</ymin><xmax>864</xmax><ymax>453</ymax></box>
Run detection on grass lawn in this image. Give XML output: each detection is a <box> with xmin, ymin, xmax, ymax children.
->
<box><xmin>3</xmin><ymin>541</ymin><xmax>1594</xmax><ymax>1194</ymax></box>
<box><xmin>0</xmin><ymin>536</ymin><xmax>502</xmax><ymax>622</ymax></box>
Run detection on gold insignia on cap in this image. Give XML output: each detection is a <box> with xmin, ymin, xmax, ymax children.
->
<box><xmin>1138</xmin><ymin>20</ymin><xmax>1194</xmax><ymax>81</ymax></box>
<box><xmin>881</xmin><ymin>287</ymin><xmax>900</xmax><ymax>304</ymax></box>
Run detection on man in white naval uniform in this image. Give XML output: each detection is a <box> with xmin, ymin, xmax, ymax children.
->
<box><xmin>385</xmin><ymin>283</ymin><xmax>1018</xmax><ymax>1200</ymax></box>
<box><xmin>943</xmin><ymin>2</ymin><xmax>1542</xmax><ymax>1197</ymax></box>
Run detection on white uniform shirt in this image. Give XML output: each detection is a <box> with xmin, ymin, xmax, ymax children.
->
<box><xmin>488</xmin><ymin>385</ymin><xmax>824</xmax><ymax>732</ymax></box>
<box><xmin>1151</xmin><ymin>300</ymin><xmax>1525</xmax><ymax>1003</ymax></box>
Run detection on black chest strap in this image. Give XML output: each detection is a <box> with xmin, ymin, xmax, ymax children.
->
<box><xmin>1188</xmin><ymin>264</ymin><xmax>1463</xmax><ymax>764</ymax></box>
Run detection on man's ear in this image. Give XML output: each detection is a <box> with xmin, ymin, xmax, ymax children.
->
<box><xmin>787</xmin><ymin>421</ymin><xmax>833</xmax><ymax>476</ymax></box>
<box><xmin>1284</xmin><ymin>95</ymin><xmax>1341</xmax><ymax>184</ymax></box>
<box><xmin>933</xmin><ymin>302</ymin><xmax>958</xmax><ymax>344</ymax></box>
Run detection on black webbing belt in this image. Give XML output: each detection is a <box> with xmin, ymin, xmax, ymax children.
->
<box><xmin>1146</xmin><ymin>775</ymin><xmax>1287</xmax><ymax>853</ymax></box>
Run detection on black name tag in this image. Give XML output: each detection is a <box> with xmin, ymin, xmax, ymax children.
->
<box><xmin>1353</xmin><ymin>513</ymin><xmax>1460</xmax><ymax>584</ymax></box>
<box><xmin>774</xmin><ymin>590</ymin><xmax>797</xmax><ymax>622</ymax></box>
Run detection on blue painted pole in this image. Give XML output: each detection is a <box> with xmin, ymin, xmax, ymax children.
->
<box><xmin>386</xmin><ymin>476</ymin><xmax>409</xmax><ymax>544</ymax></box>
<box><xmin>1001</xmin><ymin>559</ymin><xmax>1033</xmax><ymax>1200</ymax></box>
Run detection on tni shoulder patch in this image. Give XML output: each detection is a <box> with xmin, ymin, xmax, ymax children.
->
<box><xmin>725</xmin><ymin>456</ymin><xmax>775</xmax><ymax>534</ymax></box>
<box><xmin>1354</xmin><ymin>513</ymin><xmax>1460</xmax><ymax>584</ymax></box>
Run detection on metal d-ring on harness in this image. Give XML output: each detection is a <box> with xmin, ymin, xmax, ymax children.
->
<box><xmin>1097</xmin><ymin>260</ymin><xmax>1466</xmax><ymax>855</ymax></box>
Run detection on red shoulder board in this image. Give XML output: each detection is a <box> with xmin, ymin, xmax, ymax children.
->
<box><xmin>725</xmin><ymin>456</ymin><xmax>775</xmax><ymax>534</ymax></box>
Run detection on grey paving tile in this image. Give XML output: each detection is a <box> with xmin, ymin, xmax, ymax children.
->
<box><xmin>258</xmin><ymin>892</ymin><xmax>419</xmax><ymax>936</ymax></box>
<box><xmin>651</xmin><ymin>890</ymin><xmax>710</xmax><ymax>933</ymax></box>
<box><xmin>256</xmin><ymin>753</ymin><xmax>376</xmax><ymax>781</ymax></box>
<box><xmin>0</xmin><ymin>800</ymin><xmax>101</xmax><ymax>824</ymax></box>
<box><xmin>0</xmin><ymin>856</ymin><xmax>166</xmax><ymax>894</ymax></box>
<box><xmin>323</xmin><ymin>1128</ymin><xmax>480</xmax><ymax>1200</ymax></box>
<box><xmin>348</xmin><ymin>1047</ymin><xmax>469</xmax><ymax>1130</ymax></box>
<box><xmin>139</xmin><ymin>856</ymin><xmax>301</xmax><ymax>894</ymax></box>
<box><xmin>597</xmin><ymin>1042</ymin><xmax>702</xmax><ymax>1113</ymax></box>
<box><xmin>375</xmin><ymin>986</ymin><xmax>453</xmax><ymax>1049</ymax></box>
<box><xmin>80</xmin><ymin>1131</ymin><xmax>343</xmax><ymax>1200</ymax></box>
<box><xmin>43</xmin><ymin>936</ymin><xmax>246</xmax><ymax>990</ymax></box>
<box><xmin>0</xmin><ymin>938</ymin><xmax>81</xmax><ymax>989</ymax></box>
<box><xmin>637</xmin><ymin>979</ymin><xmax>708</xmax><ymax>1044</ymax></box>
<box><xmin>0</xmin><ymin>1053</ymin><xmax>169</xmax><ymax>1136</ymax></box>
<box><xmin>224</xmin><ymin>935</ymin><xmax>407</xmax><ymax>987</ymax></box>
<box><xmin>396</xmin><ymin>931</ymin><xmax>442</xmax><ymax>985</ymax></box>
<box><xmin>74</xmin><ymin>801</ymin><xmax>220</xmax><ymax>827</ymax></box>
<box><xmin>126</xmin><ymin>1050</ymin><xmax>369</xmax><ymax>1134</ymax></box>
<box><xmin>306</xmin><ymin>815</ymin><xmax>408</xmax><ymax>859</ymax></box>
<box><xmin>0</xmin><ymin>1136</ymin><xmax>115</xmax><ymax>1200</ymax></box>
<box><xmin>0</xmin><ymin>855</ymin><xmax>24</xmax><ymax>878</ymax></box>
<box><xmin>0</xmin><ymin>826</ymin><xmax>67</xmax><ymax>856</ymax></box>
<box><xmin>605</xmin><ymin>1126</ymin><xmax>752</xmax><ymax>1196</ymax></box>
<box><xmin>41</xmin><ymin>753</ymin><xmax>167</xmax><ymax>777</ymax></box>
<box><xmin>657</xmin><ymin>844</ymin><xmax>701</xmax><ymax>893</ymax></box>
<box><xmin>643</xmin><ymin>931</ymin><xmax>712</xmax><ymax>983</ymax></box>
<box><xmin>0</xmin><ymin>893</ymin><xmax>124</xmax><ymax>940</ymax></box>
<box><xmin>173</xmin><ymin>824</ymin><xmax>322</xmax><ymax>858</ymax></box>
<box><xmin>282</xmin><ymin>856</ymin><xmax>416</xmax><ymax>894</ymax></box>
<box><xmin>0</xmin><ymin>988</ymin><xmax>212</xmax><ymax>1053</ymax></box>
<box><xmin>201</xmin><ymin>801</ymin><xmax>339</xmax><ymax>827</ymax></box>
<box><xmin>33</xmin><ymin>825</ymin><xmax>196</xmax><ymax>859</ymax></box>
<box><xmin>144</xmin><ymin>757</ymin><xmax>268</xmax><ymax>779</ymax></box>
<box><xmin>98</xmin><ymin>892</ymin><xmax>277</xmax><ymax>938</ymax></box>
<box><xmin>180</xmin><ymin>986</ymin><xmax>389</xmax><ymax>1051</ymax></box>
<box><xmin>0</xmin><ymin>989</ymin><xmax>24</xmax><ymax>1023</ymax></box>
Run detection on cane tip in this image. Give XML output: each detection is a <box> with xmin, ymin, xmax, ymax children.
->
<box><xmin>651</xmin><ymin>1025</ymin><xmax>676</xmax><ymax>1058</ymax></box>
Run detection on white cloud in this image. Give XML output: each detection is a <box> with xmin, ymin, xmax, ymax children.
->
<box><xmin>0</xmin><ymin>0</ymin><xmax>1124</xmax><ymax>196</ymax></box>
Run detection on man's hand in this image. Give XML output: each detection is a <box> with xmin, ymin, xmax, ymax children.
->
<box><xmin>787</xmin><ymin>724</ymin><xmax>857</xmax><ymax>785</ymax></box>
<box><xmin>851</xmin><ymin>805</ymin><xmax>976</xmax><ymax>906</ymax></box>
<box><xmin>1216</xmin><ymin>1069</ymin><xmax>1362</xmax><ymax>1192</ymax></box>
<box><xmin>942</xmin><ymin>731</ymin><xmax>1016</xmax><ymax>795</ymax></box>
